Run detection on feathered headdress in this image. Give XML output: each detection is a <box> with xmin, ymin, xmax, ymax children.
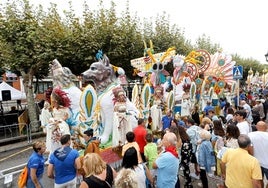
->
<box><xmin>51</xmin><ymin>87</ymin><xmax>71</xmax><ymax>108</ymax></box>
<box><xmin>112</xmin><ymin>86</ymin><xmax>126</xmax><ymax>104</ymax></box>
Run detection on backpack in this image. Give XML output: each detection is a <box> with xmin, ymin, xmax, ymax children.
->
<box><xmin>18</xmin><ymin>166</ymin><xmax>28</xmax><ymax>188</ymax></box>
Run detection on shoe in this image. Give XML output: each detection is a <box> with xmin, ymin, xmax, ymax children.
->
<box><xmin>197</xmin><ymin>182</ymin><xmax>203</xmax><ymax>187</ymax></box>
<box><xmin>190</xmin><ymin>172</ymin><xmax>200</xmax><ymax>180</ymax></box>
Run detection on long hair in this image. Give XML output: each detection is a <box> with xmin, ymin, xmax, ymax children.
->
<box><xmin>213</xmin><ymin>120</ymin><xmax>225</xmax><ymax>137</ymax></box>
<box><xmin>122</xmin><ymin>147</ymin><xmax>138</xmax><ymax>169</ymax></box>
<box><xmin>83</xmin><ymin>153</ymin><xmax>106</xmax><ymax>177</ymax></box>
<box><xmin>226</xmin><ymin>125</ymin><xmax>240</xmax><ymax>139</ymax></box>
<box><xmin>177</xmin><ymin>125</ymin><xmax>190</xmax><ymax>142</ymax></box>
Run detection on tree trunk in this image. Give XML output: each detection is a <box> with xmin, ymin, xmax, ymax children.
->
<box><xmin>21</xmin><ymin>71</ymin><xmax>39</xmax><ymax>133</ymax></box>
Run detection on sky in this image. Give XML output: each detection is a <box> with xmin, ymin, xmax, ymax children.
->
<box><xmin>3</xmin><ymin>0</ymin><xmax>268</xmax><ymax>63</ymax></box>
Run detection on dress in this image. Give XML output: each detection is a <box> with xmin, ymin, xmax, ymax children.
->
<box><xmin>150</xmin><ymin>98</ymin><xmax>163</xmax><ymax>131</ymax></box>
<box><xmin>112</xmin><ymin>102</ymin><xmax>132</xmax><ymax>146</ymax></box>
<box><xmin>49</xmin><ymin>107</ymin><xmax>71</xmax><ymax>152</ymax></box>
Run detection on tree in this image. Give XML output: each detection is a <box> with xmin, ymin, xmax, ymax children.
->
<box><xmin>0</xmin><ymin>0</ymin><xmax>55</xmax><ymax>127</ymax></box>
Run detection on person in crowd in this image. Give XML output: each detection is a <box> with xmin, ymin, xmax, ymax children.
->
<box><xmin>178</xmin><ymin>125</ymin><xmax>193</xmax><ymax>188</ymax></box>
<box><xmin>26</xmin><ymin>141</ymin><xmax>46</xmax><ymax>188</ymax></box>
<box><xmin>114</xmin><ymin>168</ymin><xmax>138</xmax><ymax>188</ymax></box>
<box><xmin>47</xmin><ymin>134</ymin><xmax>81</xmax><ymax>188</ymax></box>
<box><xmin>240</xmin><ymin>100</ymin><xmax>253</xmax><ymax>125</ymax></box>
<box><xmin>252</xmin><ymin>99</ymin><xmax>265</xmax><ymax>122</ymax></box>
<box><xmin>222</xmin><ymin>102</ymin><xmax>231</xmax><ymax>118</ymax></box>
<box><xmin>40</xmin><ymin>101</ymin><xmax>53</xmax><ymax>134</ymax></box>
<box><xmin>208</xmin><ymin>109</ymin><xmax>219</xmax><ymax>121</ymax></box>
<box><xmin>112</xmin><ymin>87</ymin><xmax>132</xmax><ymax>146</ymax></box>
<box><xmin>144</xmin><ymin>133</ymin><xmax>158</xmax><ymax>179</ymax></box>
<box><xmin>169</xmin><ymin>125</ymin><xmax>182</xmax><ymax>150</ymax></box>
<box><xmin>221</xmin><ymin>134</ymin><xmax>262</xmax><ymax>188</ymax></box>
<box><xmin>161</xmin><ymin>109</ymin><xmax>173</xmax><ymax>131</ymax></box>
<box><xmin>200</xmin><ymin>117</ymin><xmax>213</xmax><ymax>133</ymax></box>
<box><xmin>225</xmin><ymin>124</ymin><xmax>240</xmax><ymax>149</ymax></box>
<box><xmin>197</xmin><ymin>130</ymin><xmax>216</xmax><ymax>188</ymax></box>
<box><xmin>225</xmin><ymin>107</ymin><xmax>235</xmax><ymax>124</ymax></box>
<box><xmin>79</xmin><ymin>153</ymin><xmax>117</xmax><ymax>188</ymax></box>
<box><xmin>234</xmin><ymin>110</ymin><xmax>250</xmax><ymax>135</ymax></box>
<box><xmin>8</xmin><ymin>106</ymin><xmax>19</xmax><ymax>114</ymax></box>
<box><xmin>249</xmin><ymin>121</ymin><xmax>268</xmax><ymax>188</ymax></box>
<box><xmin>170</xmin><ymin>118</ymin><xmax>178</xmax><ymax>129</ymax></box>
<box><xmin>191</xmin><ymin>104</ymin><xmax>200</xmax><ymax>126</ymax></box>
<box><xmin>153</xmin><ymin>132</ymin><xmax>180</xmax><ymax>188</ymax></box>
<box><xmin>186</xmin><ymin>118</ymin><xmax>201</xmax><ymax>180</ymax></box>
<box><xmin>211</xmin><ymin>120</ymin><xmax>225</xmax><ymax>176</ymax></box>
<box><xmin>122</xmin><ymin>131</ymin><xmax>143</xmax><ymax>164</ymax></box>
<box><xmin>121</xmin><ymin>147</ymin><xmax>153</xmax><ymax>188</ymax></box>
<box><xmin>134</xmin><ymin>118</ymin><xmax>147</xmax><ymax>162</ymax></box>
<box><xmin>77</xmin><ymin>129</ymin><xmax>100</xmax><ymax>177</ymax></box>
<box><xmin>83</xmin><ymin>129</ymin><xmax>100</xmax><ymax>155</ymax></box>
<box><xmin>203</xmin><ymin>101</ymin><xmax>214</xmax><ymax>117</ymax></box>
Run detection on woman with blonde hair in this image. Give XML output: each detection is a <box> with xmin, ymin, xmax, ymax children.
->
<box><xmin>79</xmin><ymin>153</ymin><xmax>117</xmax><ymax>188</ymax></box>
<box><xmin>114</xmin><ymin>168</ymin><xmax>138</xmax><ymax>188</ymax></box>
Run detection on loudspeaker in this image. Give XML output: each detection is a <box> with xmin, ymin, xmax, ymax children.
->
<box><xmin>2</xmin><ymin>90</ymin><xmax>11</xmax><ymax>101</ymax></box>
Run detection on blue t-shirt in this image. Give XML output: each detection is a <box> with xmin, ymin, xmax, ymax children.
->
<box><xmin>155</xmin><ymin>152</ymin><xmax>179</xmax><ymax>188</ymax></box>
<box><xmin>27</xmin><ymin>152</ymin><xmax>45</xmax><ymax>178</ymax></box>
<box><xmin>49</xmin><ymin>146</ymin><xmax>79</xmax><ymax>184</ymax></box>
<box><xmin>162</xmin><ymin>116</ymin><xmax>172</xmax><ymax>130</ymax></box>
<box><xmin>203</xmin><ymin>105</ymin><xmax>214</xmax><ymax>116</ymax></box>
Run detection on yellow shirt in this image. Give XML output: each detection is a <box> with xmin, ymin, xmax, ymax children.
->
<box><xmin>222</xmin><ymin>148</ymin><xmax>262</xmax><ymax>188</ymax></box>
<box><xmin>122</xmin><ymin>142</ymin><xmax>143</xmax><ymax>164</ymax></box>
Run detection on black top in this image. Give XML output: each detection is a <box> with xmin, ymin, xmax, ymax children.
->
<box><xmin>84</xmin><ymin>164</ymin><xmax>113</xmax><ymax>188</ymax></box>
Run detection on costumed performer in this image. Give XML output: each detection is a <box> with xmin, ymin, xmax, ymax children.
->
<box><xmin>150</xmin><ymin>86</ymin><xmax>165</xmax><ymax>131</ymax></box>
<box><xmin>48</xmin><ymin>87</ymin><xmax>71</xmax><ymax>153</ymax></box>
<box><xmin>112</xmin><ymin>87</ymin><xmax>132</xmax><ymax>146</ymax></box>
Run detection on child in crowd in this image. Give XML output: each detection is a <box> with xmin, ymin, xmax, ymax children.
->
<box><xmin>122</xmin><ymin>131</ymin><xmax>143</xmax><ymax>164</ymax></box>
<box><xmin>144</xmin><ymin>133</ymin><xmax>158</xmax><ymax>180</ymax></box>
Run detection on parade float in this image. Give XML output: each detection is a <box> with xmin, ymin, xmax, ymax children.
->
<box><xmin>46</xmin><ymin>51</ymin><xmax>141</xmax><ymax>166</ymax></box>
<box><xmin>131</xmin><ymin>42</ymin><xmax>237</xmax><ymax>128</ymax></box>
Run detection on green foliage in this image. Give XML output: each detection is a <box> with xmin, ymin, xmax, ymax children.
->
<box><xmin>0</xmin><ymin>0</ymin><xmax>263</xmax><ymax>81</ymax></box>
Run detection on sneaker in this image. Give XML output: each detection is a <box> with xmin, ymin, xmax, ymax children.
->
<box><xmin>197</xmin><ymin>182</ymin><xmax>203</xmax><ymax>187</ymax></box>
<box><xmin>190</xmin><ymin>172</ymin><xmax>200</xmax><ymax>180</ymax></box>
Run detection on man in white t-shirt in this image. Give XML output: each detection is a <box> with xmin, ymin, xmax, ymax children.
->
<box><xmin>235</xmin><ymin>110</ymin><xmax>250</xmax><ymax>135</ymax></box>
<box><xmin>249</xmin><ymin>121</ymin><xmax>268</xmax><ymax>188</ymax></box>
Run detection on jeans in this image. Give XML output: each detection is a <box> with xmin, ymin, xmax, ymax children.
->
<box><xmin>26</xmin><ymin>177</ymin><xmax>44</xmax><ymax>188</ymax></box>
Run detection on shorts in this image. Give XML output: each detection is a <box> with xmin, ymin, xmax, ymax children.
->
<box><xmin>261</xmin><ymin>166</ymin><xmax>268</xmax><ymax>179</ymax></box>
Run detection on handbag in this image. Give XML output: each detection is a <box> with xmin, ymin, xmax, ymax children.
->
<box><xmin>18</xmin><ymin>166</ymin><xmax>28</xmax><ymax>188</ymax></box>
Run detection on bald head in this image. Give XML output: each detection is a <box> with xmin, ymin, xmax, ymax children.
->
<box><xmin>163</xmin><ymin>132</ymin><xmax>177</xmax><ymax>147</ymax></box>
<box><xmin>256</xmin><ymin>121</ymin><xmax>268</xmax><ymax>132</ymax></box>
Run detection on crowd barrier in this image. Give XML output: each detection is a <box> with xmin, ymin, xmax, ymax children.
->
<box><xmin>0</xmin><ymin>121</ymin><xmax>42</xmax><ymax>144</ymax></box>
